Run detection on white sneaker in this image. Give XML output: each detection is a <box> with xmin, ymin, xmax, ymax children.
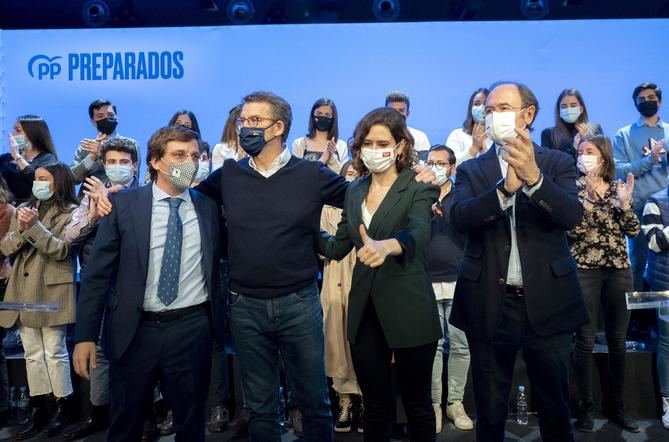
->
<box><xmin>662</xmin><ymin>396</ymin><xmax>669</xmax><ymax>429</ymax></box>
<box><xmin>446</xmin><ymin>401</ymin><xmax>474</xmax><ymax>431</ymax></box>
<box><xmin>434</xmin><ymin>404</ymin><xmax>442</xmax><ymax>434</ymax></box>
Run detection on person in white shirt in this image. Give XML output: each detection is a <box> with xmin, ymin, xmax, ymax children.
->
<box><xmin>211</xmin><ymin>105</ymin><xmax>246</xmax><ymax>170</ymax></box>
<box><xmin>445</xmin><ymin>87</ymin><xmax>493</xmax><ymax>167</ymax></box>
<box><xmin>385</xmin><ymin>91</ymin><xmax>431</xmax><ymax>161</ymax></box>
<box><xmin>292</xmin><ymin>98</ymin><xmax>349</xmax><ymax>173</ymax></box>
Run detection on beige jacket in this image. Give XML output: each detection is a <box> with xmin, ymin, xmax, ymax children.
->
<box><xmin>0</xmin><ymin>201</ymin><xmax>76</xmax><ymax>328</ymax></box>
<box><xmin>320</xmin><ymin>205</ymin><xmax>357</xmax><ymax>381</ymax></box>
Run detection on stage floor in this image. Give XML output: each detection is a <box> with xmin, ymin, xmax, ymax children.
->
<box><xmin>0</xmin><ymin>416</ymin><xmax>665</xmax><ymax>441</ymax></box>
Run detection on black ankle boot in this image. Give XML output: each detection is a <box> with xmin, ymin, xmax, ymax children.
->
<box><xmin>15</xmin><ymin>395</ymin><xmax>48</xmax><ymax>440</ymax></box>
<box><xmin>43</xmin><ymin>394</ymin><xmax>75</xmax><ymax>436</ymax></box>
<box><xmin>575</xmin><ymin>401</ymin><xmax>594</xmax><ymax>433</ymax></box>
<box><xmin>609</xmin><ymin>402</ymin><xmax>640</xmax><ymax>433</ymax></box>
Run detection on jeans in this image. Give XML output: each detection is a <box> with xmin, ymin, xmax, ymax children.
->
<box><xmin>574</xmin><ymin>268</ymin><xmax>632</xmax><ymax>405</ymax></box>
<box><xmin>431</xmin><ymin>299</ymin><xmax>470</xmax><ymax>406</ymax></box>
<box><xmin>351</xmin><ymin>302</ymin><xmax>436</xmax><ymax>442</ymax></box>
<box><xmin>210</xmin><ymin>259</ymin><xmax>230</xmax><ymax>407</ymax></box>
<box><xmin>229</xmin><ymin>283</ymin><xmax>333</xmax><ymax>442</ymax></box>
<box><xmin>629</xmin><ymin>207</ymin><xmax>648</xmax><ymax>291</ymax></box>
<box><xmin>658</xmin><ymin>307</ymin><xmax>669</xmax><ymax>397</ymax></box>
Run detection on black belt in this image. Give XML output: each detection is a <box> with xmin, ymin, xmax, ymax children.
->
<box><xmin>141</xmin><ymin>302</ymin><xmax>208</xmax><ymax>323</ymax></box>
<box><xmin>505</xmin><ymin>285</ymin><xmax>524</xmax><ymax>296</ymax></box>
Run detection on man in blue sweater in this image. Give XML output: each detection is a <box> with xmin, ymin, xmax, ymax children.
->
<box><xmin>195</xmin><ymin>91</ymin><xmax>342</xmax><ymax>442</ymax></box>
<box><xmin>614</xmin><ymin>82</ymin><xmax>669</xmax><ymax>290</ymax></box>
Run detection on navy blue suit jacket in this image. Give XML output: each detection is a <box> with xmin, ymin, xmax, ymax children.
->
<box><xmin>74</xmin><ymin>184</ymin><xmax>223</xmax><ymax>362</ymax></box>
<box><xmin>449</xmin><ymin>143</ymin><xmax>589</xmax><ymax>340</ymax></box>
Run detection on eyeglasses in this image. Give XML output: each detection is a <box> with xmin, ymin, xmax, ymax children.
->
<box><xmin>484</xmin><ymin>105</ymin><xmax>526</xmax><ymax>115</ymax></box>
<box><xmin>426</xmin><ymin>161</ymin><xmax>450</xmax><ymax>168</ymax></box>
<box><xmin>235</xmin><ymin>116</ymin><xmax>276</xmax><ymax>131</ymax></box>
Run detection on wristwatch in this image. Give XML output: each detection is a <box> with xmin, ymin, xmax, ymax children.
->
<box><xmin>496</xmin><ymin>178</ymin><xmax>515</xmax><ymax>198</ymax></box>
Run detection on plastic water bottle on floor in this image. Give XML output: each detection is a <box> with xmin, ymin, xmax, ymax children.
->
<box><xmin>517</xmin><ymin>385</ymin><xmax>528</xmax><ymax>425</ymax></box>
<box><xmin>17</xmin><ymin>386</ymin><xmax>30</xmax><ymax>424</ymax></box>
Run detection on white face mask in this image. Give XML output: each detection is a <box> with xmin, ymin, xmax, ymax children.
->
<box><xmin>577</xmin><ymin>154</ymin><xmax>600</xmax><ymax>175</ymax></box>
<box><xmin>485</xmin><ymin>110</ymin><xmax>523</xmax><ymax>145</ymax></box>
<box><xmin>361</xmin><ymin>145</ymin><xmax>397</xmax><ymax>173</ymax></box>
<box><xmin>431</xmin><ymin>164</ymin><xmax>450</xmax><ymax>186</ymax></box>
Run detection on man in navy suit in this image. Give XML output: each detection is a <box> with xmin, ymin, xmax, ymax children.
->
<box><xmin>72</xmin><ymin>125</ymin><xmax>224</xmax><ymax>442</ymax></box>
<box><xmin>449</xmin><ymin>82</ymin><xmax>588</xmax><ymax>442</ymax></box>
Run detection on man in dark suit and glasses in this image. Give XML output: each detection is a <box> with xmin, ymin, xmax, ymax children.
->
<box><xmin>72</xmin><ymin>125</ymin><xmax>224</xmax><ymax>442</ymax></box>
<box><xmin>449</xmin><ymin>81</ymin><xmax>588</xmax><ymax>442</ymax></box>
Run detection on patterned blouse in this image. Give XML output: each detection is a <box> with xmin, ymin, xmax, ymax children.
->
<box><xmin>568</xmin><ymin>176</ymin><xmax>640</xmax><ymax>269</ymax></box>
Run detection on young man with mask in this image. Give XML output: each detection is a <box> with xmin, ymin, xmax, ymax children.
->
<box><xmin>385</xmin><ymin>91</ymin><xmax>431</xmax><ymax>161</ymax></box>
<box><xmin>425</xmin><ymin>145</ymin><xmax>473</xmax><ymax>434</ymax></box>
<box><xmin>61</xmin><ymin>137</ymin><xmax>139</xmax><ymax>440</ymax></box>
<box><xmin>450</xmin><ymin>81</ymin><xmax>588</xmax><ymax>442</ymax></box>
<box><xmin>72</xmin><ymin>126</ymin><xmax>224</xmax><ymax>442</ymax></box>
<box><xmin>614</xmin><ymin>82</ymin><xmax>669</xmax><ymax>290</ymax></box>
<box><xmin>70</xmin><ymin>99</ymin><xmax>141</xmax><ymax>195</ymax></box>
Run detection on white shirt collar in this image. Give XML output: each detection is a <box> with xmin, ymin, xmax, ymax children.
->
<box><xmin>249</xmin><ymin>147</ymin><xmax>291</xmax><ymax>178</ymax></box>
<box><xmin>151</xmin><ymin>182</ymin><xmax>190</xmax><ymax>203</ymax></box>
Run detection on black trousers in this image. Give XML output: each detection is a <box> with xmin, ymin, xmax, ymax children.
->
<box><xmin>574</xmin><ymin>268</ymin><xmax>632</xmax><ymax>407</ymax></box>
<box><xmin>467</xmin><ymin>293</ymin><xmax>574</xmax><ymax>442</ymax></box>
<box><xmin>350</xmin><ymin>302</ymin><xmax>436</xmax><ymax>442</ymax></box>
<box><xmin>108</xmin><ymin>307</ymin><xmax>212</xmax><ymax>442</ymax></box>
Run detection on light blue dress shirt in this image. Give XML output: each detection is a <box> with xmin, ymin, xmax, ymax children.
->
<box><xmin>144</xmin><ymin>183</ymin><xmax>208</xmax><ymax>312</ymax></box>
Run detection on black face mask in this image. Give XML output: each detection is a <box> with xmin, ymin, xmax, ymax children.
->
<box><xmin>96</xmin><ymin>117</ymin><xmax>118</xmax><ymax>135</ymax></box>
<box><xmin>239</xmin><ymin>122</ymin><xmax>278</xmax><ymax>157</ymax></box>
<box><xmin>636</xmin><ymin>100</ymin><xmax>659</xmax><ymax>118</ymax></box>
<box><xmin>313</xmin><ymin>116</ymin><xmax>333</xmax><ymax>132</ymax></box>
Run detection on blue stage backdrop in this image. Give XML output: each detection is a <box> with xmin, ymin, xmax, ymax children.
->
<box><xmin>1</xmin><ymin>19</ymin><xmax>668</xmax><ymax>167</ymax></box>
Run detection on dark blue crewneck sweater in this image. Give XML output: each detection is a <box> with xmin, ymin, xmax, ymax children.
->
<box><xmin>196</xmin><ymin>155</ymin><xmax>348</xmax><ymax>298</ymax></box>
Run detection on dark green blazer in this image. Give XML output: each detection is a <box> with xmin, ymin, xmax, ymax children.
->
<box><xmin>319</xmin><ymin>168</ymin><xmax>442</xmax><ymax>349</ymax></box>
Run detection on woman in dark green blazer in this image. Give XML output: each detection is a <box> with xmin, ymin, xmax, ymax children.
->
<box><xmin>319</xmin><ymin>108</ymin><xmax>442</xmax><ymax>442</ymax></box>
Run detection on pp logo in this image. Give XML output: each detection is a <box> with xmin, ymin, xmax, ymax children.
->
<box><xmin>28</xmin><ymin>55</ymin><xmax>63</xmax><ymax>79</ymax></box>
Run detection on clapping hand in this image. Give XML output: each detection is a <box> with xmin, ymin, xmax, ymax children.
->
<box><xmin>500</xmin><ymin>127</ymin><xmax>540</xmax><ymax>185</ymax></box>
<box><xmin>17</xmin><ymin>207</ymin><xmax>39</xmax><ymax>232</ymax></box>
<box><xmin>8</xmin><ymin>135</ymin><xmax>20</xmax><ymax>160</ymax></box>
<box><xmin>651</xmin><ymin>139</ymin><xmax>667</xmax><ymax>163</ymax></box>
<box><xmin>472</xmin><ymin>123</ymin><xmax>486</xmax><ymax>153</ymax></box>
<box><xmin>576</xmin><ymin>122</ymin><xmax>592</xmax><ymax>139</ymax></box>
<box><xmin>80</xmin><ymin>132</ymin><xmax>107</xmax><ymax>160</ymax></box>
<box><xmin>616</xmin><ymin>173</ymin><xmax>634</xmax><ymax>210</ymax></box>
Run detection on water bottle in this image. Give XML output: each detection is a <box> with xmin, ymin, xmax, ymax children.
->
<box><xmin>516</xmin><ymin>385</ymin><xmax>528</xmax><ymax>425</ymax></box>
<box><xmin>8</xmin><ymin>387</ymin><xmax>16</xmax><ymax>425</ymax></box>
<box><xmin>17</xmin><ymin>386</ymin><xmax>30</xmax><ymax>424</ymax></box>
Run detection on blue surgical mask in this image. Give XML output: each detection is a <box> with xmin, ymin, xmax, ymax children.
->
<box><xmin>32</xmin><ymin>181</ymin><xmax>54</xmax><ymax>201</ymax></box>
<box><xmin>559</xmin><ymin>107</ymin><xmax>581</xmax><ymax>124</ymax></box>
<box><xmin>195</xmin><ymin>162</ymin><xmax>210</xmax><ymax>181</ymax></box>
<box><xmin>238</xmin><ymin>122</ymin><xmax>278</xmax><ymax>157</ymax></box>
<box><xmin>471</xmin><ymin>105</ymin><xmax>486</xmax><ymax>124</ymax></box>
<box><xmin>105</xmin><ymin>165</ymin><xmax>134</xmax><ymax>186</ymax></box>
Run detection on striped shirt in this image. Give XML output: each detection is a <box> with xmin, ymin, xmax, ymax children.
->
<box><xmin>642</xmin><ymin>197</ymin><xmax>669</xmax><ymax>253</ymax></box>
